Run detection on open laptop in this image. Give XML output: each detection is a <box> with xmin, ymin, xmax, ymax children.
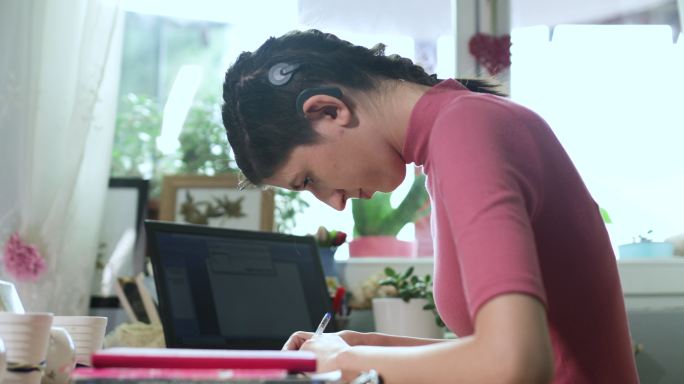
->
<box><xmin>144</xmin><ymin>220</ymin><xmax>336</xmax><ymax>350</ymax></box>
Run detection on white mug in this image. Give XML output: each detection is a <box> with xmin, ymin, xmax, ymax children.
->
<box><xmin>0</xmin><ymin>312</ymin><xmax>53</xmax><ymax>384</ymax></box>
<box><xmin>51</xmin><ymin>316</ymin><xmax>107</xmax><ymax>366</ymax></box>
<box><xmin>42</xmin><ymin>327</ymin><xmax>76</xmax><ymax>384</ymax></box>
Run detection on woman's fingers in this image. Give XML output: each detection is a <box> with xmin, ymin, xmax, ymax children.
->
<box><xmin>283</xmin><ymin>330</ymin><xmax>367</xmax><ymax>350</ymax></box>
<box><xmin>282</xmin><ymin>331</ymin><xmax>314</xmax><ymax>350</ymax></box>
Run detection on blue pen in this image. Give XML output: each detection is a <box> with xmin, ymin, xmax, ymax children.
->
<box><xmin>313</xmin><ymin>312</ymin><xmax>332</xmax><ymax>338</ymax></box>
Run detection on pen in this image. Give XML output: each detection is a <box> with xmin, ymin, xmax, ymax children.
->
<box><xmin>313</xmin><ymin>312</ymin><xmax>332</xmax><ymax>338</ymax></box>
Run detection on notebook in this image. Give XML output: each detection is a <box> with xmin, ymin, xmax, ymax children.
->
<box><xmin>144</xmin><ymin>221</ymin><xmax>336</xmax><ymax>350</ymax></box>
<box><xmin>91</xmin><ymin>348</ymin><xmax>316</xmax><ymax>372</ymax></box>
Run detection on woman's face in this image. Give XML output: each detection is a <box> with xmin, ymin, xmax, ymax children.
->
<box><xmin>264</xmin><ymin>125</ymin><xmax>407</xmax><ymax>211</ymax></box>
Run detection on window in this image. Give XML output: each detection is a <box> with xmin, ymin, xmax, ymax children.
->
<box><xmin>510</xmin><ymin>24</ymin><xmax>684</xmax><ymax>251</ymax></box>
<box><xmin>112</xmin><ymin>3</ymin><xmax>684</xmax><ymax>256</ymax></box>
<box><xmin>111</xmin><ymin>3</ymin><xmax>419</xmax><ymax>246</ymax></box>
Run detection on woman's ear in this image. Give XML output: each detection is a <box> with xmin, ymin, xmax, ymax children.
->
<box><xmin>301</xmin><ymin>94</ymin><xmax>352</xmax><ymax>127</ymax></box>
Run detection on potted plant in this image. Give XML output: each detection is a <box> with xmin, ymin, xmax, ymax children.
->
<box><xmin>314</xmin><ymin>226</ymin><xmax>347</xmax><ymax>277</ymax></box>
<box><xmin>618</xmin><ymin>230</ymin><xmax>675</xmax><ymax>259</ymax></box>
<box><xmin>350</xmin><ymin>173</ymin><xmax>429</xmax><ymax>257</ymax></box>
<box><xmin>370</xmin><ymin>266</ymin><xmax>444</xmax><ymax>338</ymax></box>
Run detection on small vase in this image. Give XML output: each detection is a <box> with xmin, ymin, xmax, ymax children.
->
<box><xmin>317</xmin><ymin>247</ymin><xmax>337</xmax><ymax>277</ymax></box>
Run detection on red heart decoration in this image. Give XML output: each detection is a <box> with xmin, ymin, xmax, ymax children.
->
<box><xmin>468</xmin><ymin>33</ymin><xmax>511</xmax><ymax>75</ymax></box>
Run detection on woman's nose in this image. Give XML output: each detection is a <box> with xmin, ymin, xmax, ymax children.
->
<box><xmin>311</xmin><ymin>187</ymin><xmax>346</xmax><ymax>211</ymax></box>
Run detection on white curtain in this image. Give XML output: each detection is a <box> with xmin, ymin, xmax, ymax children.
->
<box><xmin>0</xmin><ymin>0</ymin><xmax>121</xmax><ymax>314</ymax></box>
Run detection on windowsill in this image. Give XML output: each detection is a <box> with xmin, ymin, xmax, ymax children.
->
<box><xmin>617</xmin><ymin>257</ymin><xmax>684</xmax><ymax>298</ymax></box>
<box><xmin>336</xmin><ymin>257</ymin><xmax>434</xmax><ymax>264</ymax></box>
<box><xmin>335</xmin><ymin>257</ymin><xmax>684</xmax><ymax>307</ymax></box>
<box><xmin>337</xmin><ymin>256</ymin><xmax>684</xmax><ymax>264</ymax></box>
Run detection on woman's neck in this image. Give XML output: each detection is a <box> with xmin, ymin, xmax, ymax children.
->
<box><xmin>375</xmin><ymin>80</ymin><xmax>432</xmax><ymax>155</ymax></box>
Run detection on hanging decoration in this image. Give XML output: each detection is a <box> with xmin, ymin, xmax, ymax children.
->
<box><xmin>468</xmin><ymin>33</ymin><xmax>511</xmax><ymax>75</ymax></box>
<box><xmin>467</xmin><ymin>0</ymin><xmax>511</xmax><ymax>76</ymax></box>
<box><xmin>3</xmin><ymin>233</ymin><xmax>46</xmax><ymax>282</ymax></box>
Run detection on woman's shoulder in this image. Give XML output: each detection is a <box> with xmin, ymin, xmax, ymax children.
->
<box><xmin>430</xmin><ymin>92</ymin><xmax>549</xmax><ymax>144</ymax></box>
<box><xmin>442</xmin><ymin>92</ymin><xmax>536</xmax><ymax>123</ymax></box>
<box><xmin>424</xmin><ymin>93</ymin><xmax>550</xmax><ymax>177</ymax></box>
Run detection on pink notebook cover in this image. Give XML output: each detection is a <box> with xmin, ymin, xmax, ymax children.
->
<box><xmin>72</xmin><ymin>367</ymin><xmax>288</xmax><ymax>380</ymax></box>
<box><xmin>91</xmin><ymin>348</ymin><xmax>317</xmax><ymax>372</ymax></box>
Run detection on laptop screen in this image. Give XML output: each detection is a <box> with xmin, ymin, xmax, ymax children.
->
<box><xmin>145</xmin><ymin>221</ymin><xmax>335</xmax><ymax>350</ymax></box>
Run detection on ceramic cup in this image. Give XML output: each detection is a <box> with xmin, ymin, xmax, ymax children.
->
<box><xmin>42</xmin><ymin>327</ymin><xmax>76</xmax><ymax>384</ymax></box>
<box><xmin>51</xmin><ymin>316</ymin><xmax>107</xmax><ymax>366</ymax></box>
<box><xmin>0</xmin><ymin>312</ymin><xmax>53</xmax><ymax>384</ymax></box>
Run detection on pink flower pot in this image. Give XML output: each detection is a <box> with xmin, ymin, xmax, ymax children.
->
<box><xmin>348</xmin><ymin>236</ymin><xmax>416</xmax><ymax>258</ymax></box>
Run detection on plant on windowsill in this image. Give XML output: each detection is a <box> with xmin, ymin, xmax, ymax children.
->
<box><xmin>601</xmin><ymin>207</ymin><xmax>677</xmax><ymax>259</ymax></box>
<box><xmin>618</xmin><ymin>230</ymin><xmax>675</xmax><ymax>259</ymax></box>
<box><xmin>350</xmin><ymin>173</ymin><xmax>429</xmax><ymax>257</ymax></box>
<box><xmin>371</xmin><ymin>266</ymin><xmax>444</xmax><ymax>338</ymax></box>
<box><xmin>313</xmin><ymin>226</ymin><xmax>347</xmax><ymax>277</ymax></box>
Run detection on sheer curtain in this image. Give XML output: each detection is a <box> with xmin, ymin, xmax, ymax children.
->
<box><xmin>0</xmin><ymin>0</ymin><xmax>121</xmax><ymax>314</ymax></box>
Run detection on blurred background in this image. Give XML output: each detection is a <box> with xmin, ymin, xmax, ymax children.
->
<box><xmin>0</xmin><ymin>0</ymin><xmax>682</xmax><ymax>308</ymax></box>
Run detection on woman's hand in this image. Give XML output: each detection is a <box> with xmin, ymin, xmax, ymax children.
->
<box><xmin>300</xmin><ymin>333</ymin><xmax>351</xmax><ymax>373</ymax></box>
<box><xmin>282</xmin><ymin>330</ymin><xmax>365</xmax><ymax>351</ymax></box>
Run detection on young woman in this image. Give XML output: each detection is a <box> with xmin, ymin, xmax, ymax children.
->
<box><xmin>221</xmin><ymin>29</ymin><xmax>638</xmax><ymax>383</ymax></box>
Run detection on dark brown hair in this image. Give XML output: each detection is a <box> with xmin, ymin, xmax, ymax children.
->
<box><xmin>222</xmin><ymin>29</ymin><xmax>503</xmax><ymax>186</ymax></box>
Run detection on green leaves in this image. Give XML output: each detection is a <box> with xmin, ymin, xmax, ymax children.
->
<box><xmin>599</xmin><ymin>207</ymin><xmax>612</xmax><ymax>224</ymax></box>
<box><xmin>274</xmin><ymin>189</ymin><xmax>310</xmax><ymax>233</ymax></box>
<box><xmin>175</xmin><ymin>97</ymin><xmax>240</xmax><ymax>176</ymax></box>
<box><xmin>402</xmin><ymin>266</ymin><xmax>414</xmax><ymax>280</ymax></box>
<box><xmin>384</xmin><ymin>267</ymin><xmax>397</xmax><ymax>277</ymax></box>
<box><xmin>110</xmin><ymin>94</ymin><xmax>228</xmax><ymax>198</ymax></box>
<box><xmin>110</xmin><ymin>93</ymin><xmax>309</xmax><ymax>233</ymax></box>
<box><xmin>352</xmin><ymin>174</ymin><xmax>430</xmax><ymax>237</ymax></box>
<box><xmin>424</xmin><ymin>291</ymin><xmax>444</xmax><ymax>327</ymax></box>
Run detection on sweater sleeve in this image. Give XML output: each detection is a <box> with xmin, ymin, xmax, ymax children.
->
<box><xmin>429</xmin><ymin>95</ymin><xmax>548</xmax><ymax>320</ymax></box>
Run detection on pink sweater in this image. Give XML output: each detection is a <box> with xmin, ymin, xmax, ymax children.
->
<box><xmin>403</xmin><ymin>79</ymin><xmax>638</xmax><ymax>383</ymax></box>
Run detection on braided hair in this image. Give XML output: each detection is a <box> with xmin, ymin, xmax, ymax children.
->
<box><xmin>222</xmin><ymin>29</ymin><xmax>504</xmax><ymax>186</ymax></box>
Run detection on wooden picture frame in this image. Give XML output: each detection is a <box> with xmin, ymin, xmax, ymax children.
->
<box><xmin>114</xmin><ymin>273</ymin><xmax>161</xmax><ymax>325</ymax></box>
<box><xmin>159</xmin><ymin>174</ymin><xmax>274</xmax><ymax>231</ymax></box>
<box><xmin>91</xmin><ymin>178</ymin><xmax>149</xmax><ymax>302</ymax></box>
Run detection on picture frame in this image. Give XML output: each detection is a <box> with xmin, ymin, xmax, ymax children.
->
<box><xmin>159</xmin><ymin>174</ymin><xmax>274</xmax><ymax>231</ymax></box>
<box><xmin>91</xmin><ymin>178</ymin><xmax>149</xmax><ymax>302</ymax></box>
<box><xmin>114</xmin><ymin>273</ymin><xmax>161</xmax><ymax>325</ymax></box>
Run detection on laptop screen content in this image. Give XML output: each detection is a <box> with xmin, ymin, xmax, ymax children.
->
<box><xmin>146</xmin><ymin>222</ymin><xmax>334</xmax><ymax>350</ymax></box>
